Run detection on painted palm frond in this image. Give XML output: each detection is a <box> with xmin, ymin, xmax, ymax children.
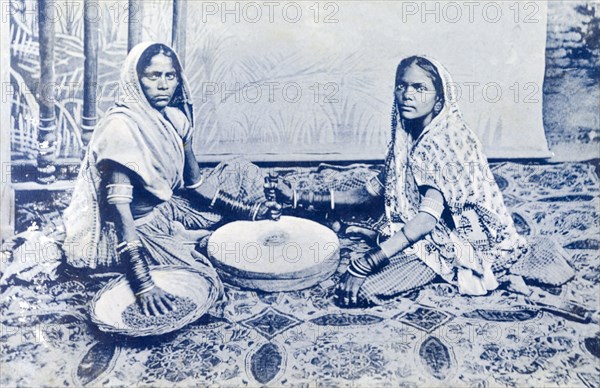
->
<box><xmin>10</xmin><ymin>69</ymin><xmax>39</xmax><ymax>160</ymax></box>
<box><xmin>354</xmin><ymin>110</ymin><xmax>376</xmax><ymax>144</ymax></box>
<box><xmin>98</xmin><ymin>2</ymin><xmax>123</xmax><ymax>48</ymax></box>
<box><xmin>235</xmin><ymin>52</ymin><xmax>329</xmax><ymax>87</ymax></box>
<box><xmin>232</xmin><ymin>112</ymin><xmax>260</xmax><ymax>142</ymax></box>
<box><xmin>55</xmin><ymin>0</ymin><xmax>84</xmax><ymax>38</ymax></box>
<box><xmin>142</xmin><ymin>0</ymin><xmax>172</xmax><ymax>43</ymax></box>
<box><xmin>10</xmin><ymin>67</ymin><xmax>84</xmax><ymax>159</ymax></box>
<box><xmin>492</xmin><ymin>117</ymin><xmax>504</xmax><ymax>146</ymax></box>
<box><xmin>318</xmin><ymin>92</ymin><xmax>378</xmax><ymax>146</ymax></box>
<box><xmin>10</xmin><ymin>16</ymin><xmax>38</xmax><ymax>61</ymax></box>
<box><xmin>269</xmin><ymin>111</ymin><xmax>302</xmax><ymax>145</ymax></box>
<box><xmin>55</xmin><ymin>100</ymin><xmax>83</xmax><ymax>157</ymax></box>
<box><xmin>197</xmin><ymin>119</ymin><xmax>220</xmax><ymax>153</ymax></box>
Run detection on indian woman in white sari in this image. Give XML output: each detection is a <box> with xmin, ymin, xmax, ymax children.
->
<box><xmin>63</xmin><ymin>42</ymin><xmax>275</xmax><ymax>315</ymax></box>
<box><xmin>277</xmin><ymin>56</ymin><xmax>533</xmax><ymax>306</ymax></box>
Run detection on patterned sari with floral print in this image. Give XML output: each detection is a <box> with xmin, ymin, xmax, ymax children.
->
<box><xmin>362</xmin><ymin>56</ymin><xmax>527</xmax><ymax>300</ymax></box>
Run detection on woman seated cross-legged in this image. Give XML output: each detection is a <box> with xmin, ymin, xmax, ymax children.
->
<box><xmin>63</xmin><ymin>42</ymin><xmax>277</xmax><ymax>316</ymax></box>
<box><xmin>276</xmin><ymin>56</ymin><xmax>571</xmax><ymax>307</ymax></box>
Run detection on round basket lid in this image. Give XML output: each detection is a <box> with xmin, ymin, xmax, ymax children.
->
<box><xmin>207</xmin><ymin>216</ymin><xmax>340</xmax><ymax>291</ymax></box>
<box><xmin>90</xmin><ymin>266</ymin><xmax>221</xmax><ymax>337</ymax></box>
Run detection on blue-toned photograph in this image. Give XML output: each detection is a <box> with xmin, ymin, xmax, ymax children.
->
<box><xmin>0</xmin><ymin>1</ymin><xmax>598</xmax><ymax>386</ymax></box>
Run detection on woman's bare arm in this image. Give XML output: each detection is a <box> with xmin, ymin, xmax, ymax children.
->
<box><xmin>276</xmin><ymin>171</ymin><xmax>385</xmax><ymax>209</ymax></box>
<box><xmin>379</xmin><ymin>187</ymin><xmax>443</xmax><ymax>257</ymax></box>
<box><xmin>336</xmin><ymin>186</ymin><xmax>444</xmax><ymax>307</ymax></box>
<box><xmin>108</xmin><ymin>169</ymin><xmax>138</xmax><ymax>242</ymax></box>
<box><xmin>105</xmin><ymin>166</ymin><xmax>175</xmax><ymax>316</ymax></box>
<box><xmin>182</xmin><ymin>146</ymin><xmax>278</xmax><ymax>220</ymax></box>
<box><xmin>183</xmin><ymin>142</ymin><xmax>204</xmax><ymax>189</ymax></box>
<box><xmin>330</xmin><ymin>186</ymin><xmax>379</xmax><ymax>207</ymax></box>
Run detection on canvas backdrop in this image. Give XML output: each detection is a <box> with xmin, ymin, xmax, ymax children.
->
<box><xmin>8</xmin><ymin>0</ymin><xmax>552</xmax><ymax>161</ymax></box>
<box><xmin>159</xmin><ymin>1</ymin><xmax>551</xmax><ymax>160</ymax></box>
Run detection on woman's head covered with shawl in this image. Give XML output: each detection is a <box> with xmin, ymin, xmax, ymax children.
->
<box><xmin>395</xmin><ymin>56</ymin><xmax>445</xmax><ymax>115</ymax></box>
<box><xmin>117</xmin><ymin>42</ymin><xmax>194</xmax><ymax>125</ymax></box>
<box><xmin>384</xmin><ymin>54</ymin><xmax>504</xmax><ymax>227</ymax></box>
<box><xmin>384</xmin><ymin>55</ymin><xmax>525</xmax><ymax>293</ymax></box>
<box><xmin>391</xmin><ymin>55</ymin><xmax>459</xmax><ymax>142</ymax></box>
<box><xmin>64</xmin><ymin>42</ymin><xmax>197</xmax><ymax>268</ymax></box>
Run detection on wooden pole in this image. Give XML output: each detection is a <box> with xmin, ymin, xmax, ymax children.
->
<box><xmin>172</xmin><ymin>0</ymin><xmax>187</xmax><ymax>67</ymax></box>
<box><xmin>82</xmin><ymin>0</ymin><xmax>99</xmax><ymax>147</ymax></box>
<box><xmin>127</xmin><ymin>0</ymin><xmax>143</xmax><ymax>52</ymax></box>
<box><xmin>37</xmin><ymin>0</ymin><xmax>57</xmax><ymax>184</ymax></box>
<box><xmin>1</xmin><ymin>0</ymin><xmax>14</xmax><ymax>241</ymax></box>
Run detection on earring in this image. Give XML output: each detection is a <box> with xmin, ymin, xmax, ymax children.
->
<box><xmin>434</xmin><ymin>102</ymin><xmax>442</xmax><ymax>113</ymax></box>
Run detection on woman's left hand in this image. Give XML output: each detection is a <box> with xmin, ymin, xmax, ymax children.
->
<box><xmin>335</xmin><ymin>271</ymin><xmax>366</xmax><ymax>307</ymax></box>
<box><xmin>254</xmin><ymin>201</ymin><xmax>282</xmax><ymax>221</ymax></box>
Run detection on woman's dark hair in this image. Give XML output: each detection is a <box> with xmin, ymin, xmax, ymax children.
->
<box><xmin>395</xmin><ymin>56</ymin><xmax>444</xmax><ymax>106</ymax></box>
<box><xmin>137</xmin><ymin>43</ymin><xmax>182</xmax><ymax>77</ymax></box>
<box><xmin>136</xmin><ymin>44</ymin><xmax>184</xmax><ymax>105</ymax></box>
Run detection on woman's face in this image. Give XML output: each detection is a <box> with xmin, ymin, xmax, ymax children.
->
<box><xmin>139</xmin><ymin>53</ymin><xmax>179</xmax><ymax>111</ymax></box>
<box><xmin>395</xmin><ymin>64</ymin><xmax>439</xmax><ymax>124</ymax></box>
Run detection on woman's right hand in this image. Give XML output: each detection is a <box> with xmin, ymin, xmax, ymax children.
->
<box><xmin>274</xmin><ymin>178</ymin><xmax>294</xmax><ymax>205</ymax></box>
<box><xmin>335</xmin><ymin>270</ymin><xmax>366</xmax><ymax>307</ymax></box>
<box><xmin>137</xmin><ymin>286</ymin><xmax>176</xmax><ymax>316</ymax></box>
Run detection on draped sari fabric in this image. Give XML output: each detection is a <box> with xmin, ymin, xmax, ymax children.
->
<box><xmin>372</xmin><ymin>56</ymin><xmax>527</xmax><ymax>297</ymax></box>
<box><xmin>62</xmin><ymin>42</ymin><xmax>263</xmax><ymax>270</ymax></box>
<box><xmin>63</xmin><ymin>42</ymin><xmax>194</xmax><ymax>269</ymax></box>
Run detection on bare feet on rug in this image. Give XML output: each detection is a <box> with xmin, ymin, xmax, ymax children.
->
<box><xmin>344</xmin><ymin>226</ymin><xmax>378</xmax><ymax>242</ymax></box>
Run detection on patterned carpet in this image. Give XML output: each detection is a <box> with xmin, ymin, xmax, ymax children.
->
<box><xmin>1</xmin><ymin>162</ymin><xmax>599</xmax><ymax>387</ymax></box>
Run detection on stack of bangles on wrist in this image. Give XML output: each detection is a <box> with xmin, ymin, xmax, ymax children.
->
<box><xmin>210</xmin><ymin>189</ymin><xmax>263</xmax><ymax>221</ymax></box>
<box><xmin>116</xmin><ymin>240</ymin><xmax>155</xmax><ymax>296</ymax></box>
<box><xmin>294</xmin><ymin>188</ymin><xmax>335</xmax><ymax>210</ymax></box>
<box><xmin>347</xmin><ymin>248</ymin><xmax>390</xmax><ymax>278</ymax></box>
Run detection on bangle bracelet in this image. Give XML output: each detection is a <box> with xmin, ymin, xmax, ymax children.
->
<box><xmin>347</xmin><ymin>265</ymin><xmax>368</xmax><ymax>278</ymax></box>
<box><xmin>401</xmin><ymin>228</ymin><xmax>416</xmax><ymax>245</ymax></box>
<box><xmin>210</xmin><ymin>189</ymin><xmax>221</xmax><ymax>208</ymax></box>
<box><xmin>116</xmin><ymin>240</ymin><xmax>128</xmax><ymax>251</ymax></box>
<box><xmin>186</xmin><ymin>175</ymin><xmax>204</xmax><ymax>189</ymax></box>
<box><xmin>119</xmin><ymin>242</ymin><xmax>155</xmax><ymax>296</ymax></box>
<box><xmin>116</xmin><ymin>240</ymin><xmax>143</xmax><ymax>255</ymax></box>
<box><xmin>364</xmin><ymin>248</ymin><xmax>390</xmax><ymax>272</ymax></box>
<box><xmin>292</xmin><ymin>189</ymin><xmax>298</xmax><ymax>209</ymax></box>
<box><xmin>251</xmin><ymin>202</ymin><xmax>262</xmax><ymax>221</ymax></box>
<box><xmin>329</xmin><ymin>189</ymin><xmax>335</xmax><ymax>211</ymax></box>
<box><xmin>135</xmin><ymin>284</ymin><xmax>156</xmax><ymax>296</ymax></box>
<box><xmin>353</xmin><ymin>258</ymin><xmax>372</xmax><ymax>274</ymax></box>
<box><xmin>349</xmin><ymin>257</ymin><xmax>371</xmax><ymax>277</ymax></box>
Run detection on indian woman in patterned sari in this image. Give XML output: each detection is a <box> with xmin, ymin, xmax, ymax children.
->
<box><xmin>63</xmin><ymin>42</ymin><xmax>274</xmax><ymax>316</ymax></box>
<box><xmin>277</xmin><ymin>56</ymin><xmax>531</xmax><ymax>306</ymax></box>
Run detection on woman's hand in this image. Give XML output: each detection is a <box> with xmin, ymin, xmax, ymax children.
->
<box><xmin>335</xmin><ymin>271</ymin><xmax>366</xmax><ymax>307</ymax></box>
<box><xmin>137</xmin><ymin>287</ymin><xmax>176</xmax><ymax>316</ymax></box>
<box><xmin>254</xmin><ymin>201</ymin><xmax>282</xmax><ymax>221</ymax></box>
<box><xmin>274</xmin><ymin>178</ymin><xmax>294</xmax><ymax>205</ymax></box>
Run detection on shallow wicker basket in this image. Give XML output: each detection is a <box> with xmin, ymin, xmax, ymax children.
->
<box><xmin>90</xmin><ymin>265</ymin><xmax>221</xmax><ymax>337</ymax></box>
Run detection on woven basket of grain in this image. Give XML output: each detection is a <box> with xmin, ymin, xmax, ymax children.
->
<box><xmin>208</xmin><ymin>216</ymin><xmax>340</xmax><ymax>292</ymax></box>
<box><xmin>90</xmin><ymin>265</ymin><xmax>221</xmax><ymax>337</ymax></box>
